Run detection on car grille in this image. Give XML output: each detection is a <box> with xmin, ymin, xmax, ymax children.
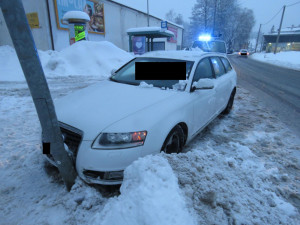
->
<box><xmin>83</xmin><ymin>170</ymin><xmax>124</xmax><ymax>181</ymax></box>
<box><xmin>59</xmin><ymin>122</ymin><xmax>83</xmax><ymax>159</ymax></box>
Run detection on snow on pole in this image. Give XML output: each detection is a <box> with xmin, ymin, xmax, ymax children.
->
<box><xmin>63</xmin><ymin>11</ymin><xmax>90</xmax><ymax>45</ymax></box>
<box><xmin>0</xmin><ymin>0</ymin><xmax>77</xmax><ymax>191</ymax></box>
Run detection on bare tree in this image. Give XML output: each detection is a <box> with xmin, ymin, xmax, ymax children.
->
<box><xmin>189</xmin><ymin>0</ymin><xmax>255</xmax><ymax>50</ymax></box>
<box><xmin>165</xmin><ymin>9</ymin><xmax>183</xmax><ymax>25</ymax></box>
<box><xmin>174</xmin><ymin>14</ymin><xmax>184</xmax><ymax>25</ymax></box>
<box><xmin>190</xmin><ymin>0</ymin><xmax>213</xmax><ymax>39</ymax></box>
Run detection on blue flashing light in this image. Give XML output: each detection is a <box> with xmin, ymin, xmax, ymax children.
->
<box><xmin>198</xmin><ymin>35</ymin><xmax>211</xmax><ymax>41</ymax></box>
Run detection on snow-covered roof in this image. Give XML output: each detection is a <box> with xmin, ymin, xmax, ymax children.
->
<box><xmin>139</xmin><ymin>50</ymin><xmax>216</xmax><ymax>61</ymax></box>
<box><xmin>127</xmin><ymin>27</ymin><xmax>174</xmax><ymax>36</ymax></box>
<box><xmin>109</xmin><ymin>0</ymin><xmax>184</xmax><ymax>29</ymax></box>
<box><xmin>267</xmin><ymin>26</ymin><xmax>300</xmax><ymax>35</ymax></box>
<box><xmin>164</xmin><ymin>20</ymin><xmax>184</xmax><ymax>29</ymax></box>
<box><xmin>281</xmin><ymin>27</ymin><xmax>300</xmax><ymax>33</ymax></box>
<box><xmin>63</xmin><ymin>11</ymin><xmax>90</xmax><ymax>22</ymax></box>
<box><xmin>265</xmin><ymin>32</ymin><xmax>300</xmax><ymax>36</ymax></box>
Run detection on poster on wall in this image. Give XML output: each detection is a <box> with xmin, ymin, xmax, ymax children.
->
<box><xmin>167</xmin><ymin>25</ymin><xmax>177</xmax><ymax>43</ymax></box>
<box><xmin>26</xmin><ymin>12</ymin><xmax>40</xmax><ymax>29</ymax></box>
<box><xmin>54</xmin><ymin>0</ymin><xmax>105</xmax><ymax>34</ymax></box>
<box><xmin>132</xmin><ymin>36</ymin><xmax>146</xmax><ymax>55</ymax></box>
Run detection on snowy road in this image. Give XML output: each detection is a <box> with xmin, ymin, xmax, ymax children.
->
<box><xmin>0</xmin><ymin>76</ymin><xmax>299</xmax><ymax>225</ymax></box>
<box><xmin>229</xmin><ymin>55</ymin><xmax>300</xmax><ymax>136</ymax></box>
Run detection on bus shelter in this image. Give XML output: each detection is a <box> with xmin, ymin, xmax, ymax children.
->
<box><xmin>127</xmin><ymin>27</ymin><xmax>174</xmax><ymax>52</ymax></box>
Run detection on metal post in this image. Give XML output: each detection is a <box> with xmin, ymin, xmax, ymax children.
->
<box><xmin>147</xmin><ymin>0</ymin><xmax>149</xmax><ymax>27</ymax></box>
<box><xmin>255</xmin><ymin>24</ymin><xmax>261</xmax><ymax>53</ymax></box>
<box><xmin>46</xmin><ymin>0</ymin><xmax>55</xmax><ymax>50</ymax></box>
<box><xmin>147</xmin><ymin>38</ymin><xmax>150</xmax><ymax>52</ymax></box>
<box><xmin>151</xmin><ymin>38</ymin><xmax>153</xmax><ymax>51</ymax></box>
<box><xmin>0</xmin><ymin>0</ymin><xmax>77</xmax><ymax>191</ymax></box>
<box><xmin>274</xmin><ymin>5</ymin><xmax>286</xmax><ymax>54</ymax></box>
<box><xmin>129</xmin><ymin>35</ymin><xmax>132</xmax><ymax>52</ymax></box>
<box><xmin>260</xmin><ymin>34</ymin><xmax>264</xmax><ymax>52</ymax></box>
<box><xmin>212</xmin><ymin>0</ymin><xmax>217</xmax><ymax>35</ymax></box>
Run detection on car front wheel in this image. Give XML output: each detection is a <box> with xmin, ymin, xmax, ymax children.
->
<box><xmin>222</xmin><ymin>89</ymin><xmax>236</xmax><ymax>115</ymax></box>
<box><xmin>161</xmin><ymin>125</ymin><xmax>185</xmax><ymax>154</ymax></box>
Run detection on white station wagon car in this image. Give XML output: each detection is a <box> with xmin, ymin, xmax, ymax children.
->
<box><xmin>44</xmin><ymin>51</ymin><xmax>237</xmax><ymax>185</ymax></box>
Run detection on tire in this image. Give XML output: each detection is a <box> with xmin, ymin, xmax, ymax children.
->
<box><xmin>161</xmin><ymin>125</ymin><xmax>185</xmax><ymax>154</ymax></box>
<box><xmin>221</xmin><ymin>89</ymin><xmax>236</xmax><ymax>115</ymax></box>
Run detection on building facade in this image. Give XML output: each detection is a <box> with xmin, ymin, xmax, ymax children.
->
<box><xmin>263</xmin><ymin>26</ymin><xmax>300</xmax><ymax>52</ymax></box>
<box><xmin>0</xmin><ymin>0</ymin><xmax>183</xmax><ymax>51</ymax></box>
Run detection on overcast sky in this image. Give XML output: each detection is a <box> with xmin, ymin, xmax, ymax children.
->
<box><xmin>114</xmin><ymin>0</ymin><xmax>300</xmax><ymax>34</ymax></box>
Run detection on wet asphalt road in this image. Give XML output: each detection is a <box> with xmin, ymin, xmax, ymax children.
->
<box><xmin>228</xmin><ymin>55</ymin><xmax>300</xmax><ymax>137</ymax></box>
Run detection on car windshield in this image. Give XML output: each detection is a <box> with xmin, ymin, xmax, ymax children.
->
<box><xmin>240</xmin><ymin>49</ymin><xmax>248</xmax><ymax>52</ymax></box>
<box><xmin>192</xmin><ymin>41</ymin><xmax>226</xmax><ymax>53</ymax></box>
<box><xmin>110</xmin><ymin>57</ymin><xmax>194</xmax><ymax>90</ymax></box>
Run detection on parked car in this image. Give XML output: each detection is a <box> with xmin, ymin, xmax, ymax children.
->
<box><xmin>43</xmin><ymin>51</ymin><xmax>237</xmax><ymax>185</ymax></box>
<box><xmin>238</xmin><ymin>49</ymin><xmax>249</xmax><ymax>57</ymax></box>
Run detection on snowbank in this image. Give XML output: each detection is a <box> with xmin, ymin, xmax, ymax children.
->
<box><xmin>250</xmin><ymin>51</ymin><xmax>300</xmax><ymax>71</ymax></box>
<box><xmin>1</xmin><ymin>80</ymin><xmax>299</xmax><ymax>224</ymax></box>
<box><xmin>90</xmin><ymin>155</ymin><xmax>196</xmax><ymax>225</ymax></box>
<box><xmin>0</xmin><ymin>41</ymin><xmax>133</xmax><ymax>82</ymax></box>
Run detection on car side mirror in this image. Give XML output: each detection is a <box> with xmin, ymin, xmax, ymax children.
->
<box><xmin>192</xmin><ymin>79</ymin><xmax>214</xmax><ymax>91</ymax></box>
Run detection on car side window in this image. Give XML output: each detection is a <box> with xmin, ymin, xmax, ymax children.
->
<box><xmin>192</xmin><ymin>58</ymin><xmax>214</xmax><ymax>82</ymax></box>
<box><xmin>220</xmin><ymin>57</ymin><xmax>232</xmax><ymax>73</ymax></box>
<box><xmin>210</xmin><ymin>57</ymin><xmax>226</xmax><ymax>78</ymax></box>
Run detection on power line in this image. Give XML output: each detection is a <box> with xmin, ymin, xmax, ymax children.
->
<box><xmin>258</xmin><ymin>1</ymin><xmax>299</xmax><ymax>26</ymax></box>
<box><xmin>287</xmin><ymin>0</ymin><xmax>300</xmax><ymax>7</ymax></box>
<box><xmin>262</xmin><ymin>6</ymin><xmax>283</xmax><ymax>26</ymax></box>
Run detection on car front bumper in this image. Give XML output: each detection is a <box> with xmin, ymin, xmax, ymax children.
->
<box><xmin>43</xmin><ymin>140</ymin><xmax>144</xmax><ymax>185</ymax></box>
<box><xmin>76</xmin><ymin>141</ymin><xmax>146</xmax><ymax>185</ymax></box>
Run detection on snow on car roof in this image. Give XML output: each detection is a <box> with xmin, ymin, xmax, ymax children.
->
<box><xmin>139</xmin><ymin>50</ymin><xmax>218</xmax><ymax>61</ymax></box>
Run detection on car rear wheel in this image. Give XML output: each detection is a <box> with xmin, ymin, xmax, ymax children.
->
<box><xmin>222</xmin><ymin>89</ymin><xmax>236</xmax><ymax>115</ymax></box>
<box><xmin>161</xmin><ymin>125</ymin><xmax>185</xmax><ymax>154</ymax></box>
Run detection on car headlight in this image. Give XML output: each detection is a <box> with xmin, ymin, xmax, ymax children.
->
<box><xmin>92</xmin><ymin>131</ymin><xmax>147</xmax><ymax>149</ymax></box>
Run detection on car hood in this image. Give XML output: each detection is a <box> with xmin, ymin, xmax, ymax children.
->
<box><xmin>55</xmin><ymin>80</ymin><xmax>179</xmax><ymax>140</ymax></box>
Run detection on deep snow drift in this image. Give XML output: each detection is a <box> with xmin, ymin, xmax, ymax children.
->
<box><xmin>0</xmin><ymin>42</ymin><xmax>299</xmax><ymax>225</ymax></box>
<box><xmin>0</xmin><ymin>41</ymin><xmax>133</xmax><ymax>82</ymax></box>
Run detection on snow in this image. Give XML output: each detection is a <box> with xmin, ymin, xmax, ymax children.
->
<box><xmin>190</xmin><ymin>46</ymin><xmax>204</xmax><ymax>52</ymax></box>
<box><xmin>127</xmin><ymin>26</ymin><xmax>164</xmax><ymax>32</ymax></box>
<box><xmin>192</xmin><ymin>78</ymin><xmax>214</xmax><ymax>89</ymax></box>
<box><xmin>0</xmin><ymin>43</ymin><xmax>299</xmax><ymax>224</ymax></box>
<box><xmin>90</xmin><ymin>155</ymin><xmax>196</xmax><ymax>225</ymax></box>
<box><xmin>139</xmin><ymin>81</ymin><xmax>153</xmax><ymax>88</ymax></box>
<box><xmin>0</xmin><ymin>41</ymin><xmax>133</xmax><ymax>82</ymax></box>
<box><xmin>172</xmin><ymin>80</ymin><xmax>188</xmax><ymax>91</ymax></box>
<box><xmin>142</xmin><ymin>50</ymin><xmax>205</xmax><ymax>61</ymax></box>
<box><xmin>127</xmin><ymin>26</ymin><xmax>174</xmax><ymax>36</ymax></box>
<box><xmin>63</xmin><ymin>11</ymin><xmax>90</xmax><ymax>22</ymax></box>
<box><xmin>250</xmin><ymin>51</ymin><xmax>300</xmax><ymax>71</ymax></box>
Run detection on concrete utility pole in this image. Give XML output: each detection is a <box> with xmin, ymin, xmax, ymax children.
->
<box><xmin>212</xmin><ymin>0</ymin><xmax>218</xmax><ymax>36</ymax></box>
<box><xmin>0</xmin><ymin>0</ymin><xmax>77</xmax><ymax>191</ymax></box>
<box><xmin>255</xmin><ymin>24</ymin><xmax>262</xmax><ymax>53</ymax></box>
<box><xmin>147</xmin><ymin>0</ymin><xmax>150</xmax><ymax>27</ymax></box>
<box><xmin>274</xmin><ymin>5</ymin><xmax>286</xmax><ymax>54</ymax></box>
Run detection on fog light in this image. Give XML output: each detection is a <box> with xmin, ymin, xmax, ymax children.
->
<box><xmin>107</xmin><ymin>171</ymin><xmax>124</xmax><ymax>180</ymax></box>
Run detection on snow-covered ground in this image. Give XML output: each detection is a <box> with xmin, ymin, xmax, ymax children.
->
<box><xmin>0</xmin><ymin>42</ymin><xmax>299</xmax><ymax>225</ymax></box>
<box><xmin>250</xmin><ymin>51</ymin><xmax>300</xmax><ymax>71</ymax></box>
